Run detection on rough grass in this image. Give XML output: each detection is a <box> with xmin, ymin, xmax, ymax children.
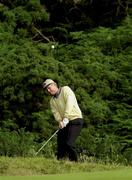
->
<box><xmin>0</xmin><ymin>156</ymin><xmax>128</xmax><ymax>176</ymax></box>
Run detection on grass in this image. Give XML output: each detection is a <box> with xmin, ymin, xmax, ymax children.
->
<box><xmin>0</xmin><ymin>169</ymin><xmax>132</xmax><ymax>180</ymax></box>
<box><xmin>0</xmin><ymin>157</ymin><xmax>131</xmax><ymax>180</ymax></box>
<box><xmin>0</xmin><ymin>156</ymin><xmax>130</xmax><ymax>176</ymax></box>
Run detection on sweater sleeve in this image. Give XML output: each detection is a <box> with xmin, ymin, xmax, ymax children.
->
<box><xmin>50</xmin><ymin>99</ymin><xmax>62</xmax><ymax>122</ymax></box>
<box><xmin>63</xmin><ymin>87</ymin><xmax>76</xmax><ymax>119</ymax></box>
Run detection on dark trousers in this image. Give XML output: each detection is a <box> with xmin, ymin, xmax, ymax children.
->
<box><xmin>57</xmin><ymin>118</ymin><xmax>83</xmax><ymax>162</ymax></box>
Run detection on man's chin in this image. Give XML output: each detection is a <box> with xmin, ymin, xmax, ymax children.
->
<box><xmin>49</xmin><ymin>92</ymin><xmax>55</xmax><ymax>96</ymax></box>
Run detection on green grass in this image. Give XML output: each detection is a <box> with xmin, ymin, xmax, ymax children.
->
<box><xmin>0</xmin><ymin>169</ymin><xmax>132</xmax><ymax>180</ymax></box>
<box><xmin>0</xmin><ymin>156</ymin><xmax>123</xmax><ymax>176</ymax></box>
<box><xmin>0</xmin><ymin>156</ymin><xmax>131</xmax><ymax>180</ymax></box>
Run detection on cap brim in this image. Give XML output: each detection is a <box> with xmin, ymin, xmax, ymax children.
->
<box><xmin>43</xmin><ymin>83</ymin><xmax>53</xmax><ymax>89</ymax></box>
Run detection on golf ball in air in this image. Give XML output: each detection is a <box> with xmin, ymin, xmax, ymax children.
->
<box><xmin>51</xmin><ymin>45</ymin><xmax>55</xmax><ymax>49</ymax></box>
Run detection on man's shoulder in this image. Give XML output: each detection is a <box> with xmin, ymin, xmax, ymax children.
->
<box><xmin>61</xmin><ymin>86</ymin><xmax>75</xmax><ymax>96</ymax></box>
<box><xmin>62</xmin><ymin>85</ymin><xmax>71</xmax><ymax>89</ymax></box>
<box><xmin>62</xmin><ymin>86</ymin><xmax>71</xmax><ymax>91</ymax></box>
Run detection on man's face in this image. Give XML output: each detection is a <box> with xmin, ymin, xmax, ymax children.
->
<box><xmin>46</xmin><ymin>83</ymin><xmax>58</xmax><ymax>96</ymax></box>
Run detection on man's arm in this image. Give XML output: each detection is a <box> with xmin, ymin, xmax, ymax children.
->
<box><xmin>50</xmin><ymin>100</ymin><xmax>62</xmax><ymax>122</ymax></box>
<box><xmin>63</xmin><ymin>87</ymin><xmax>76</xmax><ymax>119</ymax></box>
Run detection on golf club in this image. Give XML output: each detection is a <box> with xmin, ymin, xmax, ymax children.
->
<box><xmin>35</xmin><ymin>129</ymin><xmax>59</xmax><ymax>156</ymax></box>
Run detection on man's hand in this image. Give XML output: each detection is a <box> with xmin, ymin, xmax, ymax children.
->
<box><xmin>59</xmin><ymin>118</ymin><xmax>69</xmax><ymax>129</ymax></box>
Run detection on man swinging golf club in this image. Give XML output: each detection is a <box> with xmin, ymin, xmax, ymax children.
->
<box><xmin>42</xmin><ymin>79</ymin><xmax>83</xmax><ymax>162</ymax></box>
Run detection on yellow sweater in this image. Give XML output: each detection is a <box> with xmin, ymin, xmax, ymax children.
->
<box><xmin>50</xmin><ymin>86</ymin><xmax>82</xmax><ymax>122</ymax></box>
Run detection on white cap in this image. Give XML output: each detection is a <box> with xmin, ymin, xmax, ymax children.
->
<box><xmin>42</xmin><ymin>79</ymin><xmax>55</xmax><ymax>89</ymax></box>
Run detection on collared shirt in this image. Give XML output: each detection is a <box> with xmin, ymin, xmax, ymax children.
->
<box><xmin>50</xmin><ymin>86</ymin><xmax>83</xmax><ymax>122</ymax></box>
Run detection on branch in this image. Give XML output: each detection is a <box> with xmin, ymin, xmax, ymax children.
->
<box><xmin>33</xmin><ymin>27</ymin><xmax>51</xmax><ymax>43</ymax></box>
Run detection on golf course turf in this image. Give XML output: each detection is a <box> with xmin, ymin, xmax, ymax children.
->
<box><xmin>0</xmin><ymin>168</ymin><xmax>132</xmax><ymax>180</ymax></box>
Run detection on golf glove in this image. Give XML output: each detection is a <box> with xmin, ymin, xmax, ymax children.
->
<box><xmin>63</xmin><ymin>118</ymin><xmax>69</xmax><ymax>126</ymax></box>
<box><xmin>59</xmin><ymin>118</ymin><xmax>69</xmax><ymax>129</ymax></box>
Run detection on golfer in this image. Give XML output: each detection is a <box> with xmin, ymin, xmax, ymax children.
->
<box><xmin>43</xmin><ymin>79</ymin><xmax>83</xmax><ymax>162</ymax></box>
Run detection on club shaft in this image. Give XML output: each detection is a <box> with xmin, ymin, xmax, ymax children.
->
<box><xmin>35</xmin><ymin>129</ymin><xmax>59</xmax><ymax>156</ymax></box>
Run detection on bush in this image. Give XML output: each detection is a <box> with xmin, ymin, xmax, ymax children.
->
<box><xmin>0</xmin><ymin>128</ymin><xmax>35</xmax><ymax>156</ymax></box>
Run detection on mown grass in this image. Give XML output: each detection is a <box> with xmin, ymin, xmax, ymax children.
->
<box><xmin>0</xmin><ymin>169</ymin><xmax>132</xmax><ymax>180</ymax></box>
<box><xmin>0</xmin><ymin>156</ymin><xmax>128</xmax><ymax>176</ymax></box>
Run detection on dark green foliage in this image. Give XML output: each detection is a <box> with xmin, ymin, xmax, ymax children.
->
<box><xmin>41</xmin><ymin>0</ymin><xmax>129</xmax><ymax>32</ymax></box>
<box><xmin>0</xmin><ymin>0</ymin><xmax>49</xmax><ymax>38</ymax></box>
<box><xmin>0</xmin><ymin>128</ymin><xmax>35</xmax><ymax>156</ymax></box>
